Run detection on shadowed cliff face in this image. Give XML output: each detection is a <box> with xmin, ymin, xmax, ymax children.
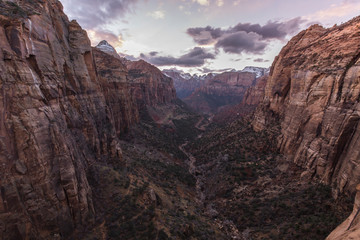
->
<box><xmin>0</xmin><ymin>0</ymin><xmax>177</xmax><ymax>239</ymax></box>
<box><xmin>92</xmin><ymin>47</ymin><xmax>139</xmax><ymax>135</ymax></box>
<box><xmin>184</xmin><ymin>72</ymin><xmax>257</xmax><ymax>114</ymax></box>
<box><xmin>212</xmin><ymin>75</ymin><xmax>269</xmax><ymax>124</ymax></box>
<box><xmin>254</xmin><ymin>20</ymin><xmax>360</xmax><ymax>195</ymax></box>
<box><xmin>0</xmin><ymin>0</ymin><xmax>124</xmax><ymax>238</ymax></box>
<box><xmin>250</xmin><ymin>18</ymin><xmax>360</xmax><ymax>238</ymax></box>
<box><xmin>126</xmin><ymin>60</ymin><xmax>177</xmax><ymax>108</ymax></box>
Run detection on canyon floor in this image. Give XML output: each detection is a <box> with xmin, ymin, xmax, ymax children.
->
<box><xmin>75</xmin><ymin>100</ymin><xmax>353</xmax><ymax>240</ymax></box>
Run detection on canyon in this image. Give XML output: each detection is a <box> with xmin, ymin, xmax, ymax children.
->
<box><xmin>0</xmin><ymin>0</ymin><xmax>359</xmax><ymax>239</ymax></box>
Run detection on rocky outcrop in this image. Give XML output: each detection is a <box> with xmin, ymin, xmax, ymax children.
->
<box><xmin>126</xmin><ymin>60</ymin><xmax>176</xmax><ymax>108</ymax></box>
<box><xmin>0</xmin><ymin>0</ymin><xmax>124</xmax><ymax>239</ymax></box>
<box><xmin>0</xmin><ymin>1</ymin><xmax>178</xmax><ymax>239</ymax></box>
<box><xmin>184</xmin><ymin>72</ymin><xmax>257</xmax><ymax>114</ymax></box>
<box><xmin>327</xmin><ymin>185</ymin><xmax>360</xmax><ymax>240</ymax></box>
<box><xmin>242</xmin><ymin>75</ymin><xmax>268</xmax><ymax>106</ymax></box>
<box><xmin>92</xmin><ymin>47</ymin><xmax>139</xmax><ymax>134</ymax></box>
<box><xmin>162</xmin><ymin>69</ymin><xmax>211</xmax><ymax>99</ymax></box>
<box><xmin>93</xmin><ymin>49</ymin><xmax>177</xmax><ymax>134</ymax></box>
<box><xmin>212</xmin><ymin>75</ymin><xmax>268</xmax><ymax>123</ymax></box>
<box><xmin>95</xmin><ymin>40</ymin><xmax>120</xmax><ymax>60</ymax></box>
<box><xmin>252</xmin><ymin>18</ymin><xmax>360</xmax><ymax>196</ymax></box>
<box><xmin>241</xmin><ymin>66</ymin><xmax>269</xmax><ymax>78</ymax></box>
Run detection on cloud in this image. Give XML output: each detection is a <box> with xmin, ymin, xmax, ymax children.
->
<box><xmin>233</xmin><ymin>0</ymin><xmax>242</xmax><ymax>6</ymax></box>
<box><xmin>119</xmin><ymin>53</ymin><xmax>138</xmax><ymax>61</ymax></box>
<box><xmin>306</xmin><ymin>0</ymin><xmax>360</xmax><ymax>22</ymax></box>
<box><xmin>187</xmin><ymin>26</ymin><xmax>223</xmax><ymax>45</ymax></box>
<box><xmin>87</xmin><ymin>29</ymin><xmax>123</xmax><ymax>48</ymax></box>
<box><xmin>216</xmin><ymin>0</ymin><xmax>224</xmax><ymax>7</ymax></box>
<box><xmin>187</xmin><ymin>17</ymin><xmax>304</xmax><ymax>54</ymax></box>
<box><xmin>193</xmin><ymin>0</ymin><xmax>210</xmax><ymax>6</ymax></box>
<box><xmin>140</xmin><ymin>47</ymin><xmax>216</xmax><ymax>67</ymax></box>
<box><xmin>215</xmin><ymin>31</ymin><xmax>267</xmax><ymax>54</ymax></box>
<box><xmin>199</xmin><ymin>67</ymin><xmax>234</xmax><ymax>73</ymax></box>
<box><xmin>232</xmin><ymin>17</ymin><xmax>304</xmax><ymax>39</ymax></box>
<box><xmin>148</xmin><ymin>10</ymin><xmax>165</xmax><ymax>19</ymax></box>
<box><xmin>253</xmin><ymin>58</ymin><xmax>270</xmax><ymax>63</ymax></box>
<box><xmin>61</xmin><ymin>0</ymin><xmax>141</xmax><ymax>29</ymax></box>
<box><xmin>149</xmin><ymin>51</ymin><xmax>159</xmax><ymax>56</ymax></box>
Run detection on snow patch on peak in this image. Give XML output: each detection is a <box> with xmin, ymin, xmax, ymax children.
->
<box><xmin>180</xmin><ymin>73</ymin><xmax>192</xmax><ymax>80</ymax></box>
<box><xmin>241</xmin><ymin>66</ymin><xmax>268</xmax><ymax>78</ymax></box>
<box><xmin>96</xmin><ymin>40</ymin><xmax>120</xmax><ymax>59</ymax></box>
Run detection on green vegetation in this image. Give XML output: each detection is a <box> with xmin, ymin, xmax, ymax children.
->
<box><xmin>187</xmin><ymin>117</ymin><xmax>352</xmax><ymax>239</ymax></box>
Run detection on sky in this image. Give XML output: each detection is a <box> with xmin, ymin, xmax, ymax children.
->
<box><xmin>61</xmin><ymin>0</ymin><xmax>360</xmax><ymax>74</ymax></box>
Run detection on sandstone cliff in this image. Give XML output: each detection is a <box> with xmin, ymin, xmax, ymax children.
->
<box><xmin>92</xmin><ymin>47</ymin><xmax>139</xmax><ymax>135</ymax></box>
<box><xmin>212</xmin><ymin>75</ymin><xmax>268</xmax><ymax>123</ymax></box>
<box><xmin>250</xmin><ymin>17</ymin><xmax>360</xmax><ymax>238</ymax></box>
<box><xmin>242</xmin><ymin>75</ymin><xmax>268</xmax><ymax>106</ymax></box>
<box><xmin>327</xmin><ymin>184</ymin><xmax>360</xmax><ymax>240</ymax></box>
<box><xmin>95</xmin><ymin>40</ymin><xmax>120</xmax><ymax>60</ymax></box>
<box><xmin>126</xmin><ymin>60</ymin><xmax>176</xmax><ymax>108</ymax></box>
<box><xmin>0</xmin><ymin>1</ymin><xmax>123</xmax><ymax>238</ymax></box>
<box><xmin>0</xmin><ymin>0</ymin><xmax>177</xmax><ymax>239</ymax></box>
<box><xmin>184</xmin><ymin>71</ymin><xmax>257</xmax><ymax>114</ymax></box>
<box><xmin>162</xmin><ymin>69</ymin><xmax>211</xmax><ymax>99</ymax></box>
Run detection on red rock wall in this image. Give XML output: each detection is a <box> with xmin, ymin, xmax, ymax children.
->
<box><xmin>0</xmin><ymin>1</ymin><xmax>122</xmax><ymax>238</ymax></box>
<box><xmin>242</xmin><ymin>75</ymin><xmax>268</xmax><ymax>106</ymax></box>
<box><xmin>126</xmin><ymin>60</ymin><xmax>177</xmax><ymax>108</ymax></box>
<box><xmin>184</xmin><ymin>72</ymin><xmax>256</xmax><ymax>114</ymax></box>
<box><xmin>253</xmin><ymin>19</ymin><xmax>360</xmax><ymax>196</ymax></box>
<box><xmin>93</xmin><ymin>48</ymin><xmax>139</xmax><ymax>134</ymax></box>
<box><xmin>0</xmin><ymin>1</ymin><xmax>179</xmax><ymax>236</ymax></box>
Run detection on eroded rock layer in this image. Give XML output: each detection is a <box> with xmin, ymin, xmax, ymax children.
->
<box><xmin>126</xmin><ymin>60</ymin><xmax>176</xmax><ymax>108</ymax></box>
<box><xmin>0</xmin><ymin>0</ymin><xmax>176</xmax><ymax>239</ymax></box>
<box><xmin>184</xmin><ymin>71</ymin><xmax>256</xmax><ymax>114</ymax></box>
<box><xmin>253</xmin><ymin>19</ymin><xmax>360</xmax><ymax>196</ymax></box>
<box><xmin>0</xmin><ymin>1</ymin><xmax>121</xmax><ymax>238</ymax></box>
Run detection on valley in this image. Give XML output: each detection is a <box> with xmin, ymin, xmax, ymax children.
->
<box><xmin>0</xmin><ymin>0</ymin><xmax>359</xmax><ymax>239</ymax></box>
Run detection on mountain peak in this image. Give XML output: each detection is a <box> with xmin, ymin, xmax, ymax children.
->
<box><xmin>95</xmin><ymin>40</ymin><xmax>120</xmax><ymax>59</ymax></box>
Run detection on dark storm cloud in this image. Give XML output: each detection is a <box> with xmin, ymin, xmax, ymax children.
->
<box><xmin>199</xmin><ymin>67</ymin><xmax>234</xmax><ymax>73</ymax></box>
<box><xmin>61</xmin><ymin>0</ymin><xmax>141</xmax><ymax>29</ymax></box>
<box><xmin>187</xmin><ymin>17</ymin><xmax>304</xmax><ymax>54</ymax></box>
<box><xmin>254</xmin><ymin>58</ymin><xmax>270</xmax><ymax>63</ymax></box>
<box><xmin>149</xmin><ymin>51</ymin><xmax>159</xmax><ymax>56</ymax></box>
<box><xmin>186</xmin><ymin>26</ymin><xmax>223</xmax><ymax>45</ymax></box>
<box><xmin>141</xmin><ymin>47</ymin><xmax>216</xmax><ymax>67</ymax></box>
<box><xmin>232</xmin><ymin>17</ymin><xmax>304</xmax><ymax>39</ymax></box>
<box><xmin>215</xmin><ymin>31</ymin><xmax>267</xmax><ymax>54</ymax></box>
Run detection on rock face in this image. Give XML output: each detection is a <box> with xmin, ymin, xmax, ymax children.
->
<box><xmin>92</xmin><ymin>47</ymin><xmax>139</xmax><ymax>134</ymax></box>
<box><xmin>242</xmin><ymin>75</ymin><xmax>268</xmax><ymax>106</ymax></box>
<box><xmin>0</xmin><ymin>1</ymin><xmax>176</xmax><ymax>239</ymax></box>
<box><xmin>252</xmin><ymin>17</ymin><xmax>360</xmax><ymax>208</ymax></box>
<box><xmin>163</xmin><ymin>67</ymin><xmax>268</xmax><ymax>100</ymax></box>
<box><xmin>241</xmin><ymin>66</ymin><xmax>269</xmax><ymax>78</ymax></box>
<box><xmin>327</xmin><ymin>184</ymin><xmax>360</xmax><ymax>240</ymax></box>
<box><xmin>0</xmin><ymin>1</ymin><xmax>121</xmax><ymax>238</ymax></box>
<box><xmin>184</xmin><ymin>71</ymin><xmax>257</xmax><ymax>114</ymax></box>
<box><xmin>213</xmin><ymin>75</ymin><xmax>268</xmax><ymax>123</ymax></box>
<box><xmin>95</xmin><ymin>40</ymin><xmax>121</xmax><ymax>60</ymax></box>
<box><xmin>126</xmin><ymin>60</ymin><xmax>176</xmax><ymax>108</ymax></box>
<box><xmin>162</xmin><ymin>69</ymin><xmax>211</xmax><ymax>99</ymax></box>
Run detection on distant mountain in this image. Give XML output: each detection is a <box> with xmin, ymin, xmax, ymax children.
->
<box><xmin>241</xmin><ymin>66</ymin><xmax>269</xmax><ymax>78</ymax></box>
<box><xmin>184</xmin><ymin>71</ymin><xmax>257</xmax><ymax>114</ymax></box>
<box><xmin>162</xmin><ymin>69</ymin><xmax>214</xmax><ymax>98</ymax></box>
<box><xmin>163</xmin><ymin>66</ymin><xmax>268</xmax><ymax>100</ymax></box>
<box><xmin>96</xmin><ymin>40</ymin><xmax>121</xmax><ymax>60</ymax></box>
